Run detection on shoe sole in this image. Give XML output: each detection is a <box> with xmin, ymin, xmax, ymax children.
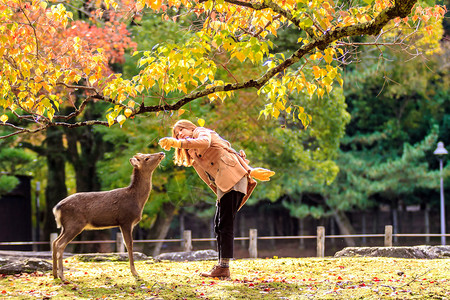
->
<box><xmin>200</xmin><ymin>274</ymin><xmax>231</xmax><ymax>280</ymax></box>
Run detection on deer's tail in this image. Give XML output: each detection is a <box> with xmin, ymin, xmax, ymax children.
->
<box><xmin>53</xmin><ymin>205</ymin><xmax>62</xmax><ymax>229</ymax></box>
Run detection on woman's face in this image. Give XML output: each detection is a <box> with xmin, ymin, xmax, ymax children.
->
<box><xmin>175</xmin><ymin>127</ymin><xmax>193</xmax><ymax>139</ymax></box>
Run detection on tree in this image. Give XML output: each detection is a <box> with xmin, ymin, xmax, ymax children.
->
<box><xmin>280</xmin><ymin>3</ymin><xmax>449</xmax><ymax>244</ymax></box>
<box><xmin>0</xmin><ymin>138</ymin><xmax>35</xmax><ymax>196</ymax></box>
<box><xmin>2</xmin><ymin>1</ymin><xmax>138</xmax><ymax>245</ymax></box>
<box><xmin>0</xmin><ymin>0</ymin><xmax>445</xmax><ymax>138</ymax></box>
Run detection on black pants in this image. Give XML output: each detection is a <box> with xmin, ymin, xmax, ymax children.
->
<box><xmin>214</xmin><ymin>190</ymin><xmax>244</xmax><ymax>259</ymax></box>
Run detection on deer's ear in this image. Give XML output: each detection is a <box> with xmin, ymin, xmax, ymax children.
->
<box><xmin>130</xmin><ymin>157</ymin><xmax>140</xmax><ymax>168</ymax></box>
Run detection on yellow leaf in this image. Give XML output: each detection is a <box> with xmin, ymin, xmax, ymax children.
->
<box><xmin>106</xmin><ymin>113</ymin><xmax>115</xmax><ymax>127</ymax></box>
<box><xmin>47</xmin><ymin>107</ymin><xmax>55</xmax><ymax>121</ymax></box>
<box><xmin>39</xmin><ymin>1</ymin><xmax>48</xmax><ymax>10</ymax></box>
<box><xmin>198</xmin><ymin>118</ymin><xmax>205</xmax><ymax>127</ymax></box>
<box><xmin>124</xmin><ymin>108</ymin><xmax>133</xmax><ymax>117</ymax></box>
<box><xmin>324</xmin><ymin>52</ymin><xmax>333</xmax><ymax>64</ymax></box>
<box><xmin>286</xmin><ymin>106</ymin><xmax>292</xmax><ymax>114</ymax></box>
<box><xmin>310</xmin><ymin>52</ymin><xmax>323</xmax><ymax>60</ymax></box>
<box><xmin>136</xmin><ymin>85</ymin><xmax>144</xmax><ymax>93</ymax></box>
<box><xmin>234</xmin><ymin>51</ymin><xmax>246</xmax><ymax>62</ymax></box>
<box><xmin>275</xmin><ymin>101</ymin><xmax>285</xmax><ymax>111</ymax></box>
<box><xmin>89</xmin><ymin>75</ymin><xmax>97</xmax><ymax>85</ymax></box>
<box><xmin>336</xmin><ymin>75</ymin><xmax>344</xmax><ymax>87</ymax></box>
<box><xmin>317</xmin><ymin>88</ymin><xmax>325</xmax><ymax>98</ymax></box>
<box><xmin>313</xmin><ymin>66</ymin><xmax>322</xmax><ymax>79</ymax></box>
<box><xmin>306</xmin><ymin>83</ymin><xmax>317</xmax><ymax>96</ymax></box>
<box><xmin>0</xmin><ymin>114</ymin><xmax>8</xmax><ymax>123</ymax></box>
<box><xmin>127</xmin><ymin>100</ymin><xmax>136</xmax><ymax>108</ymax></box>
<box><xmin>178</xmin><ymin>109</ymin><xmax>185</xmax><ymax>116</ymax></box>
<box><xmin>273</xmin><ymin>108</ymin><xmax>280</xmax><ymax>119</ymax></box>
<box><xmin>117</xmin><ymin>114</ymin><xmax>126</xmax><ymax>127</ymax></box>
<box><xmin>117</xmin><ymin>94</ymin><xmax>126</xmax><ymax>103</ymax></box>
<box><xmin>298</xmin><ymin>106</ymin><xmax>305</xmax><ymax>114</ymax></box>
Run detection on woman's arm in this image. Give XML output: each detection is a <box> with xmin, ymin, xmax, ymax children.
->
<box><xmin>179</xmin><ymin>128</ymin><xmax>211</xmax><ymax>149</ymax></box>
<box><xmin>159</xmin><ymin>128</ymin><xmax>212</xmax><ymax>151</ymax></box>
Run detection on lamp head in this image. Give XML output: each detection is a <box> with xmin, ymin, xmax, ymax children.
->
<box><xmin>434</xmin><ymin>142</ymin><xmax>448</xmax><ymax>156</ymax></box>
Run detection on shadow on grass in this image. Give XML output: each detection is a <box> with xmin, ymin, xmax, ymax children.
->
<box><xmin>53</xmin><ymin>274</ymin><xmax>169</xmax><ymax>298</ymax></box>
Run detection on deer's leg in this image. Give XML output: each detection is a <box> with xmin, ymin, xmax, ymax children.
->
<box><xmin>54</xmin><ymin>225</ymin><xmax>85</xmax><ymax>280</ymax></box>
<box><xmin>52</xmin><ymin>228</ymin><xmax>65</xmax><ymax>279</ymax></box>
<box><xmin>120</xmin><ymin>224</ymin><xmax>138</xmax><ymax>276</ymax></box>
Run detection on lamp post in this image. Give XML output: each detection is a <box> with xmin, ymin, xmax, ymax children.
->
<box><xmin>434</xmin><ymin>142</ymin><xmax>448</xmax><ymax>245</ymax></box>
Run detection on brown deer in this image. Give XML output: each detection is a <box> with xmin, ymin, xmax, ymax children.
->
<box><xmin>52</xmin><ymin>152</ymin><xmax>165</xmax><ymax>280</ymax></box>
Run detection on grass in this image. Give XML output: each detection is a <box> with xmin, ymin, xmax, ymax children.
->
<box><xmin>1</xmin><ymin>256</ymin><xmax>450</xmax><ymax>299</ymax></box>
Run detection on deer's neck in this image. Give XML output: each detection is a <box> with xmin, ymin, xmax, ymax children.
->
<box><xmin>129</xmin><ymin>169</ymin><xmax>153</xmax><ymax>206</ymax></box>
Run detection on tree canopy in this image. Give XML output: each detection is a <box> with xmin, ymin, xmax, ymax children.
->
<box><xmin>0</xmin><ymin>0</ymin><xmax>446</xmax><ymax>138</ymax></box>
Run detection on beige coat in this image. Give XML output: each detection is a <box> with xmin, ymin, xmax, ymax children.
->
<box><xmin>180</xmin><ymin>127</ymin><xmax>257</xmax><ymax>210</ymax></box>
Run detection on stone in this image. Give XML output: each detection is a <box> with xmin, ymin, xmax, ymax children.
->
<box><xmin>334</xmin><ymin>245</ymin><xmax>450</xmax><ymax>259</ymax></box>
<box><xmin>74</xmin><ymin>252</ymin><xmax>148</xmax><ymax>262</ymax></box>
<box><xmin>0</xmin><ymin>250</ymin><xmax>71</xmax><ymax>260</ymax></box>
<box><xmin>154</xmin><ymin>249</ymin><xmax>218</xmax><ymax>262</ymax></box>
<box><xmin>0</xmin><ymin>257</ymin><xmax>53</xmax><ymax>274</ymax></box>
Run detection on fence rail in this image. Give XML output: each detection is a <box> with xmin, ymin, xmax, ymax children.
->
<box><xmin>1</xmin><ymin>225</ymin><xmax>450</xmax><ymax>258</ymax></box>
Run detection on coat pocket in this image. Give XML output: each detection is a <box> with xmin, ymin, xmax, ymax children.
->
<box><xmin>220</xmin><ymin>154</ymin><xmax>237</xmax><ymax>167</ymax></box>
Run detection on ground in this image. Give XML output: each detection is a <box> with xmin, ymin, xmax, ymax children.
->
<box><xmin>1</xmin><ymin>256</ymin><xmax>449</xmax><ymax>299</ymax></box>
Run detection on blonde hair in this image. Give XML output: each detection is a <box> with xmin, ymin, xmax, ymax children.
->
<box><xmin>172</xmin><ymin>120</ymin><xmax>197</xmax><ymax>167</ymax></box>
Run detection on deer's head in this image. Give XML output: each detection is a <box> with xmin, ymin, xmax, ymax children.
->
<box><xmin>130</xmin><ymin>152</ymin><xmax>165</xmax><ymax>172</ymax></box>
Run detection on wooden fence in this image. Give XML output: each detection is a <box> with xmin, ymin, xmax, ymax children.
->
<box><xmin>1</xmin><ymin>225</ymin><xmax>450</xmax><ymax>258</ymax></box>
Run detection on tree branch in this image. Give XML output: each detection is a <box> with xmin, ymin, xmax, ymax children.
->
<box><xmin>139</xmin><ymin>1</ymin><xmax>418</xmax><ymax>113</ymax></box>
<box><xmin>19</xmin><ymin>5</ymin><xmax>39</xmax><ymax>58</ymax></box>
<box><xmin>0</xmin><ymin>0</ymin><xmax>421</xmax><ymax>138</ymax></box>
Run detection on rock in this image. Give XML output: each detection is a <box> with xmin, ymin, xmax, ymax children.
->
<box><xmin>334</xmin><ymin>245</ymin><xmax>450</xmax><ymax>259</ymax></box>
<box><xmin>154</xmin><ymin>249</ymin><xmax>218</xmax><ymax>262</ymax></box>
<box><xmin>0</xmin><ymin>257</ymin><xmax>52</xmax><ymax>274</ymax></box>
<box><xmin>74</xmin><ymin>252</ymin><xmax>148</xmax><ymax>262</ymax></box>
<box><xmin>0</xmin><ymin>250</ymin><xmax>72</xmax><ymax>260</ymax></box>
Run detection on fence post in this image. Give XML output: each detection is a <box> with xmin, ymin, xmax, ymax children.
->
<box><xmin>317</xmin><ymin>226</ymin><xmax>325</xmax><ymax>258</ymax></box>
<box><xmin>248</xmin><ymin>229</ymin><xmax>258</xmax><ymax>258</ymax></box>
<box><xmin>116</xmin><ymin>232</ymin><xmax>125</xmax><ymax>252</ymax></box>
<box><xmin>183</xmin><ymin>230</ymin><xmax>192</xmax><ymax>252</ymax></box>
<box><xmin>50</xmin><ymin>233</ymin><xmax>58</xmax><ymax>252</ymax></box>
<box><xmin>384</xmin><ymin>225</ymin><xmax>393</xmax><ymax>247</ymax></box>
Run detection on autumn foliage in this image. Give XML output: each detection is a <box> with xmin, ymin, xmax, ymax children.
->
<box><xmin>0</xmin><ymin>0</ymin><xmax>446</xmax><ymax>138</ymax></box>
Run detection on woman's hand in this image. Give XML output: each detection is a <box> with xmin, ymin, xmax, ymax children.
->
<box><xmin>159</xmin><ymin>137</ymin><xmax>181</xmax><ymax>150</ymax></box>
<box><xmin>250</xmin><ymin>168</ymin><xmax>275</xmax><ymax>181</ymax></box>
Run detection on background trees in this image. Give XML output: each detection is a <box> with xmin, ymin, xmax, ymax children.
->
<box><xmin>0</xmin><ymin>138</ymin><xmax>35</xmax><ymax>196</ymax></box>
<box><xmin>0</xmin><ymin>0</ymin><xmax>448</xmax><ymax>250</ymax></box>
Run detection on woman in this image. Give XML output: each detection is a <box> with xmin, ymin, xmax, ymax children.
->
<box><xmin>159</xmin><ymin>120</ymin><xmax>274</xmax><ymax>279</ymax></box>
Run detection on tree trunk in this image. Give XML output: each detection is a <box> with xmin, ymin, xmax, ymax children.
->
<box><xmin>144</xmin><ymin>202</ymin><xmax>177</xmax><ymax>256</ymax></box>
<box><xmin>332</xmin><ymin>210</ymin><xmax>356</xmax><ymax>247</ymax></box>
<box><xmin>43</xmin><ymin>128</ymin><xmax>68</xmax><ymax>246</ymax></box>
<box><xmin>65</xmin><ymin>125</ymin><xmax>103</xmax><ymax>193</ymax></box>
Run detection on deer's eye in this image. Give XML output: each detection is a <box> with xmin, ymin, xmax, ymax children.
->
<box><xmin>145</xmin><ymin>157</ymin><xmax>150</xmax><ymax>161</ymax></box>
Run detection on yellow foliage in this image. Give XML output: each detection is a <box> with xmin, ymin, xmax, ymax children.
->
<box><xmin>0</xmin><ymin>0</ymin><xmax>445</xmax><ymax>136</ymax></box>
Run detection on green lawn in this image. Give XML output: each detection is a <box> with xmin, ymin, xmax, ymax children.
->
<box><xmin>1</xmin><ymin>256</ymin><xmax>449</xmax><ymax>299</ymax></box>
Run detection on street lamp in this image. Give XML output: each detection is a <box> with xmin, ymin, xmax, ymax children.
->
<box><xmin>434</xmin><ymin>142</ymin><xmax>448</xmax><ymax>245</ymax></box>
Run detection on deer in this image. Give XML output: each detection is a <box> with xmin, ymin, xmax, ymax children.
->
<box><xmin>52</xmin><ymin>152</ymin><xmax>165</xmax><ymax>281</ymax></box>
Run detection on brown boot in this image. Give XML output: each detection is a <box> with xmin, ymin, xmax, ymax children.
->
<box><xmin>200</xmin><ymin>264</ymin><xmax>230</xmax><ymax>279</ymax></box>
